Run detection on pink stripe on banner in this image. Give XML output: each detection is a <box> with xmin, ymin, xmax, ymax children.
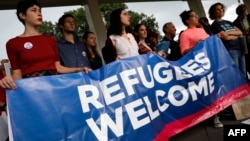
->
<box><xmin>154</xmin><ymin>83</ymin><xmax>250</xmax><ymax>141</ymax></box>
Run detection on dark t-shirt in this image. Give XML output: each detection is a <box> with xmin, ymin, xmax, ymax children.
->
<box><xmin>211</xmin><ymin>20</ymin><xmax>241</xmax><ymax>50</ymax></box>
<box><xmin>89</xmin><ymin>56</ymin><xmax>103</xmax><ymax>70</ymax></box>
<box><xmin>161</xmin><ymin>37</ymin><xmax>182</xmax><ymax>61</ymax></box>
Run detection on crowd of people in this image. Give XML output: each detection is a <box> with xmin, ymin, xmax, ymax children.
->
<box><xmin>0</xmin><ymin>0</ymin><xmax>249</xmax><ymax>140</ymax></box>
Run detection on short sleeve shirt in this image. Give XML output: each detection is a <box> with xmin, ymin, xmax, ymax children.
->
<box><xmin>6</xmin><ymin>35</ymin><xmax>59</xmax><ymax>75</ymax></box>
<box><xmin>57</xmin><ymin>38</ymin><xmax>90</xmax><ymax>68</ymax></box>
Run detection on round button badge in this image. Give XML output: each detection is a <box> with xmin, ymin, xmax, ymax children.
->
<box><xmin>24</xmin><ymin>42</ymin><xmax>33</xmax><ymax>49</ymax></box>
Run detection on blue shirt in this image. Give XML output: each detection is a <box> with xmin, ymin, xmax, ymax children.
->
<box><xmin>57</xmin><ymin>38</ymin><xmax>90</xmax><ymax>68</ymax></box>
<box><xmin>156</xmin><ymin>41</ymin><xmax>170</xmax><ymax>55</ymax></box>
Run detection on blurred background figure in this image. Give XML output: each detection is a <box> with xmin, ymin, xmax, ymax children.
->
<box><xmin>233</xmin><ymin>4</ymin><xmax>250</xmax><ymax>79</ymax></box>
<box><xmin>209</xmin><ymin>2</ymin><xmax>244</xmax><ymax>128</ymax></box>
<box><xmin>134</xmin><ymin>23</ymin><xmax>153</xmax><ymax>54</ymax></box>
<box><xmin>146</xmin><ymin>34</ymin><xmax>158</xmax><ymax>52</ymax></box>
<box><xmin>199</xmin><ymin>17</ymin><xmax>213</xmax><ymax>35</ymax></box>
<box><xmin>82</xmin><ymin>31</ymin><xmax>103</xmax><ymax>70</ymax></box>
<box><xmin>0</xmin><ymin>59</ymin><xmax>8</xmax><ymax>141</ymax></box>
<box><xmin>133</xmin><ymin>23</ymin><xmax>166</xmax><ymax>58</ymax></box>
<box><xmin>157</xmin><ymin>22</ymin><xmax>182</xmax><ymax>61</ymax></box>
<box><xmin>209</xmin><ymin>2</ymin><xmax>245</xmax><ymax>76</ymax></box>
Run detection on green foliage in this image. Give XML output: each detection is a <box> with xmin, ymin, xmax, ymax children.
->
<box><xmin>100</xmin><ymin>3</ymin><xmax>128</xmax><ymax>29</ymax></box>
<box><xmin>39</xmin><ymin>21</ymin><xmax>61</xmax><ymax>39</ymax></box>
<box><xmin>38</xmin><ymin>3</ymin><xmax>159</xmax><ymax>40</ymax></box>
<box><xmin>128</xmin><ymin>10</ymin><xmax>159</xmax><ymax>34</ymax></box>
<box><xmin>64</xmin><ymin>7</ymin><xmax>89</xmax><ymax>40</ymax></box>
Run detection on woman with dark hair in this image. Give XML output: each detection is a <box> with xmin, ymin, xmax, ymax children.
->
<box><xmin>209</xmin><ymin>2</ymin><xmax>245</xmax><ymax>75</ymax></box>
<box><xmin>233</xmin><ymin>4</ymin><xmax>250</xmax><ymax>79</ymax></box>
<box><xmin>83</xmin><ymin>31</ymin><xmax>103</xmax><ymax>70</ymax></box>
<box><xmin>102</xmin><ymin>8</ymin><xmax>139</xmax><ymax>64</ymax></box>
<box><xmin>179</xmin><ymin>10</ymin><xmax>209</xmax><ymax>55</ymax></box>
<box><xmin>0</xmin><ymin>0</ymin><xmax>86</xmax><ymax>89</ymax></box>
<box><xmin>133</xmin><ymin>23</ymin><xmax>166</xmax><ymax>58</ymax></box>
<box><xmin>133</xmin><ymin>23</ymin><xmax>154</xmax><ymax>54</ymax></box>
<box><xmin>208</xmin><ymin>2</ymin><xmax>244</xmax><ymax>128</ymax></box>
<box><xmin>180</xmin><ymin>9</ymin><xmax>224</xmax><ymax>128</ymax></box>
<box><xmin>198</xmin><ymin>17</ymin><xmax>213</xmax><ymax>35</ymax></box>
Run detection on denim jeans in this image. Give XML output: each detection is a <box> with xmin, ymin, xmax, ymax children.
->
<box><xmin>228</xmin><ymin>50</ymin><xmax>246</xmax><ymax>77</ymax></box>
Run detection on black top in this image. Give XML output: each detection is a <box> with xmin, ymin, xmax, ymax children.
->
<box><xmin>161</xmin><ymin>37</ymin><xmax>182</xmax><ymax>61</ymax></box>
<box><xmin>211</xmin><ymin>20</ymin><xmax>241</xmax><ymax>50</ymax></box>
<box><xmin>89</xmin><ymin>55</ymin><xmax>103</xmax><ymax>70</ymax></box>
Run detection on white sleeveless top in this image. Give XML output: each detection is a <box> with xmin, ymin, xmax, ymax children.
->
<box><xmin>109</xmin><ymin>33</ymin><xmax>139</xmax><ymax>58</ymax></box>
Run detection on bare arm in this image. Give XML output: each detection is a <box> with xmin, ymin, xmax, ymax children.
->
<box><xmin>0</xmin><ymin>63</ymin><xmax>92</xmax><ymax>89</ymax></box>
<box><xmin>218</xmin><ymin>26</ymin><xmax>243</xmax><ymax>40</ymax></box>
<box><xmin>111</xmin><ymin>39</ymin><xmax>121</xmax><ymax>60</ymax></box>
<box><xmin>55</xmin><ymin>61</ymin><xmax>92</xmax><ymax>74</ymax></box>
<box><xmin>227</xmin><ymin>26</ymin><xmax>243</xmax><ymax>36</ymax></box>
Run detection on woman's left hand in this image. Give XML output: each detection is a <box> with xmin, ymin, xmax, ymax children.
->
<box><xmin>0</xmin><ymin>76</ymin><xmax>17</xmax><ymax>89</ymax></box>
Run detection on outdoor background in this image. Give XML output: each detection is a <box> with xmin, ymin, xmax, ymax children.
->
<box><xmin>0</xmin><ymin>0</ymin><xmax>240</xmax><ymax>60</ymax></box>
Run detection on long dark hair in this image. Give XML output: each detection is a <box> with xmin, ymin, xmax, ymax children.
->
<box><xmin>133</xmin><ymin>23</ymin><xmax>146</xmax><ymax>43</ymax></box>
<box><xmin>82</xmin><ymin>31</ymin><xmax>100</xmax><ymax>60</ymax></box>
<box><xmin>107</xmin><ymin>8</ymin><xmax>131</xmax><ymax>36</ymax></box>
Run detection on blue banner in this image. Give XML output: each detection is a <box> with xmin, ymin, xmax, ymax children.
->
<box><xmin>7</xmin><ymin>35</ymin><xmax>250</xmax><ymax>141</ymax></box>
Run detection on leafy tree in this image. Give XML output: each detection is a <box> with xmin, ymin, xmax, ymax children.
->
<box><xmin>38</xmin><ymin>21</ymin><xmax>60</xmax><ymax>38</ymax></box>
<box><xmin>64</xmin><ymin>7</ymin><xmax>89</xmax><ymax>40</ymax></box>
<box><xmin>100</xmin><ymin>3</ymin><xmax>128</xmax><ymax>29</ymax></box>
<box><xmin>39</xmin><ymin>3</ymin><xmax>159</xmax><ymax>39</ymax></box>
<box><xmin>39</xmin><ymin>8</ymin><xmax>89</xmax><ymax>40</ymax></box>
<box><xmin>128</xmin><ymin>11</ymin><xmax>159</xmax><ymax>34</ymax></box>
